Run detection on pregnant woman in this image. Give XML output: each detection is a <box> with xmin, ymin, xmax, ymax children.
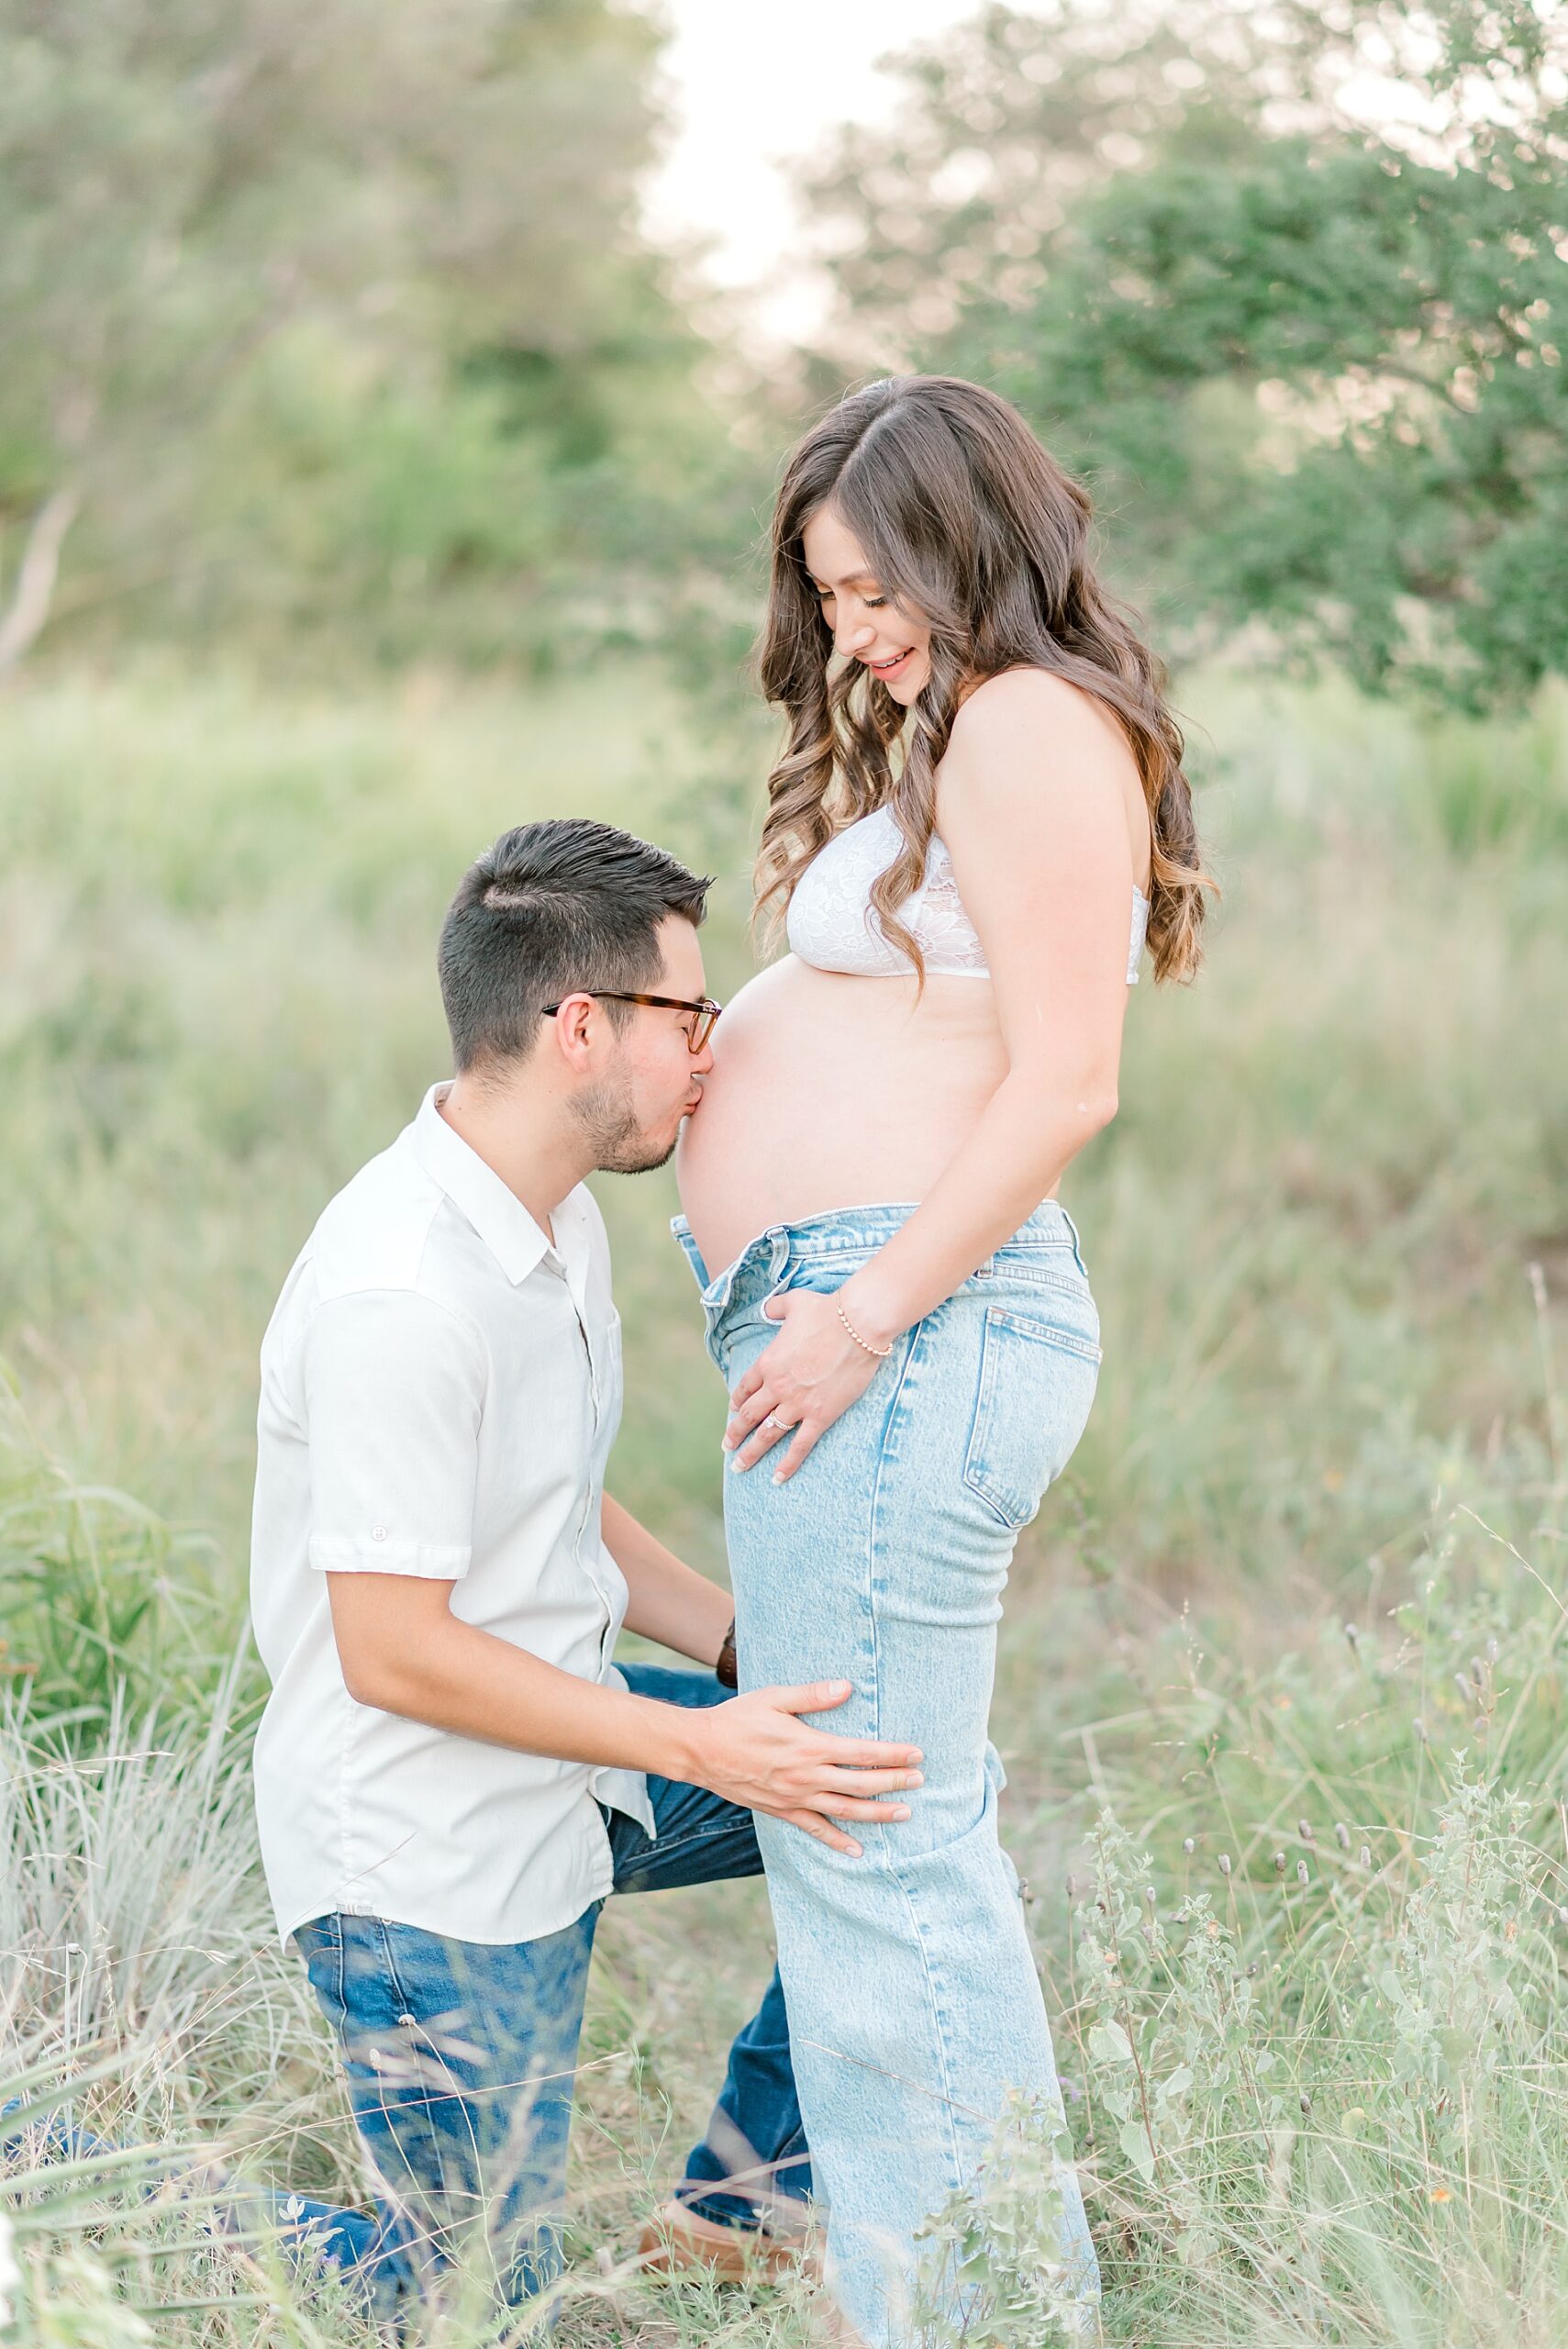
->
<box><xmin>673</xmin><ymin>374</ymin><xmax>1207</xmax><ymax>2345</ymax></box>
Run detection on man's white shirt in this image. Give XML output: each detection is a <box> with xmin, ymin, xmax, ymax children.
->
<box><xmin>250</xmin><ymin>1081</ymin><xmax>653</xmax><ymax>1948</ymax></box>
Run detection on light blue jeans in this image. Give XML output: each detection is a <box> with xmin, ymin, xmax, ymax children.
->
<box><xmin>674</xmin><ymin>1199</ymin><xmax>1104</xmax><ymax>2348</ymax></box>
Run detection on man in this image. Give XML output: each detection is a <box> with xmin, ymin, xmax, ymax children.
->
<box><xmin>248</xmin><ymin>818</ymin><xmax>924</xmax><ymax>2318</ymax></box>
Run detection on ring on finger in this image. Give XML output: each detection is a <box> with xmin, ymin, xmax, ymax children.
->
<box><xmin>763</xmin><ymin>1410</ymin><xmax>793</xmax><ymax>1431</ymax></box>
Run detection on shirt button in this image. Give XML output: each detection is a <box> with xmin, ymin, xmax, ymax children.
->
<box><xmin>371</xmin><ymin>1526</ymin><xmax>388</xmax><ymax>1542</ymax></box>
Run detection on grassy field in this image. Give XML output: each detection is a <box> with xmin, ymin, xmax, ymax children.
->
<box><xmin>3</xmin><ymin>655</ymin><xmax>1567</xmax><ymax>2343</ymax></box>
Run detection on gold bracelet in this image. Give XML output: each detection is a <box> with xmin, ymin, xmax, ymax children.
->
<box><xmin>836</xmin><ymin>1299</ymin><xmax>894</xmax><ymax>1358</ymax></box>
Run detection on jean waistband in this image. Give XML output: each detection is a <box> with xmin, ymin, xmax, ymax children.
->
<box><xmin>671</xmin><ymin>1197</ymin><xmax>1088</xmax><ymax>1322</ymax></box>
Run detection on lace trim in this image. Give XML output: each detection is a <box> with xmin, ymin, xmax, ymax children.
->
<box><xmin>786</xmin><ymin>808</ymin><xmax>1147</xmax><ymax>981</ymax></box>
<box><xmin>917</xmin><ymin>840</ymin><xmax>989</xmax><ymax>973</ymax></box>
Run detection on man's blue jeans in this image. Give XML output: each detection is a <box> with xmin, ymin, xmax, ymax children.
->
<box><xmin>289</xmin><ymin>1664</ymin><xmax>810</xmax><ymax>2316</ymax></box>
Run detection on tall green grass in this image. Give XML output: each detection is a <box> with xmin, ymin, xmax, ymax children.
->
<box><xmin>2</xmin><ymin>656</ymin><xmax>1566</xmax><ymax>2342</ymax></box>
<box><xmin>4</xmin><ymin>658</ymin><xmax>1565</xmax><ymax>1601</ymax></box>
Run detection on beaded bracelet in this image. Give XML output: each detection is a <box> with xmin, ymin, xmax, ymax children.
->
<box><xmin>836</xmin><ymin>1299</ymin><xmax>894</xmax><ymax>1359</ymax></box>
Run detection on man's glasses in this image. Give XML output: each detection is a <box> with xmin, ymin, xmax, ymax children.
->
<box><xmin>539</xmin><ymin>991</ymin><xmax>723</xmax><ymax>1053</ymax></box>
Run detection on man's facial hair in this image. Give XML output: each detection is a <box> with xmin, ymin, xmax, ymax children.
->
<box><xmin>573</xmin><ymin>1064</ymin><xmax>676</xmax><ymax>1176</ymax></box>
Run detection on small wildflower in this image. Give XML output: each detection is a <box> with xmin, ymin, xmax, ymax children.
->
<box><xmin>1273</xmin><ymin>1850</ymin><xmax>1286</xmax><ymax>1875</ymax></box>
<box><xmin>1471</xmin><ymin>1655</ymin><xmax>1486</xmax><ymax>1687</ymax></box>
<box><xmin>1334</xmin><ymin>1821</ymin><xmax>1351</xmax><ymax>1849</ymax></box>
<box><xmin>1299</xmin><ymin>2091</ymin><xmax>1312</xmax><ymax>2115</ymax></box>
<box><xmin>1064</xmin><ymin>1872</ymin><xmax>1078</xmax><ymax>1899</ymax></box>
<box><xmin>1183</xmin><ymin>1837</ymin><xmax>1195</xmax><ymax>1855</ymax></box>
<box><xmin>1143</xmin><ymin>1886</ymin><xmax>1156</xmax><ymax>1909</ymax></box>
<box><xmin>1453</xmin><ymin>1672</ymin><xmax>1474</xmax><ymax>1703</ymax></box>
<box><xmin>1473</xmin><ymin>1715</ymin><xmax>1490</xmax><ymax>1737</ymax></box>
<box><xmin>1414</xmin><ymin>1717</ymin><xmax>1429</xmax><ymax>1743</ymax></box>
<box><xmin>1296</xmin><ymin>1859</ymin><xmax>1309</xmax><ymax>1887</ymax></box>
<box><xmin>1429</xmin><ymin>2186</ymin><xmax>1451</xmax><ymax>2204</ymax></box>
<box><xmin>1361</xmin><ymin>1845</ymin><xmax>1373</xmax><ymax>1871</ymax></box>
<box><xmin>1298</xmin><ymin>1819</ymin><xmax>1315</xmax><ymax>1842</ymax></box>
<box><xmin>1343</xmin><ymin>1622</ymin><xmax>1359</xmax><ymax>1648</ymax></box>
<box><xmin>1218</xmin><ymin>1853</ymin><xmax>1232</xmax><ymax>1876</ymax></box>
<box><xmin>1558</xmin><ymin>1907</ymin><xmax>1568</xmax><ymax>1928</ymax></box>
<box><xmin>1487</xmin><ymin>1637</ymin><xmax>1499</xmax><ymax>1663</ymax></box>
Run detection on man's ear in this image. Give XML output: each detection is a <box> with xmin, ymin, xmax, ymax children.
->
<box><xmin>545</xmin><ymin>992</ymin><xmax>598</xmax><ymax>1068</ymax></box>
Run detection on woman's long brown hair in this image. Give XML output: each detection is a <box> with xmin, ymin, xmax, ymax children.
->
<box><xmin>754</xmin><ymin>374</ymin><xmax>1209</xmax><ymax>984</ymax></box>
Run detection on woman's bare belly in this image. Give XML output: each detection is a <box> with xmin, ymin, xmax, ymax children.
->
<box><xmin>675</xmin><ymin>953</ymin><xmax>1019</xmax><ymax>1280</ymax></box>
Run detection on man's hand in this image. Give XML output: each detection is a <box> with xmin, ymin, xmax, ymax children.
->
<box><xmin>326</xmin><ymin>1576</ymin><xmax>922</xmax><ymax>1858</ymax></box>
<box><xmin>679</xmin><ymin>1680</ymin><xmax>923</xmax><ymax>1858</ymax></box>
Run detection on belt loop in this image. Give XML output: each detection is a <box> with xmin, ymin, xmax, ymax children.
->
<box><xmin>1059</xmin><ymin>1204</ymin><xmax>1089</xmax><ymax>1281</ymax></box>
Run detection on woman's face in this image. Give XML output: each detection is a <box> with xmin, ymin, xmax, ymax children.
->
<box><xmin>800</xmin><ymin>504</ymin><xmax>931</xmax><ymax>707</ymax></box>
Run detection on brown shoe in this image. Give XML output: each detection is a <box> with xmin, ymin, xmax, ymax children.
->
<box><xmin>636</xmin><ymin>2199</ymin><xmax>819</xmax><ymax>2285</ymax></box>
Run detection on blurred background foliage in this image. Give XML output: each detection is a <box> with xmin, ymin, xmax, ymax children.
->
<box><xmin>5</xmin><ymin>2</ymin><xmax>1566</xmax><ymax>702</ymax></box>
<box><xmin>808</xmin><ymin>0</ymin><xmax>1568</xmax><ymax>703</ymax></box>
<box><xmin>0</xmin><ymin>0</ymin><xmax>758</xmax><ymax>674</ymax></box>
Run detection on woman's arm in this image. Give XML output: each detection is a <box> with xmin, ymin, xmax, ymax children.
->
<box><xmin>725</xmin><ymin>669</ymin><xmax>1142</xmax><ymax>1480</ymax></box>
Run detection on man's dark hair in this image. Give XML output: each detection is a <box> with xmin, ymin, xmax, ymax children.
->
<box><xmin>438</xmin><ymin>819</ymin><xmax>713</xmax><ymax>1073</ymax></box>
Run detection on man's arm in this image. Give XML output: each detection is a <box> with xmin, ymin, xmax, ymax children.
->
<box><xmin>601</xmin><ymin>1491</ymin><xmax>732</xmax><ymax>1668</ymax></box>
<box><xmin>326</xmin><ymin>1575</ymin><xmax>924</xmax><ymax>1858</ymax></box>
<box><xmin>299</xmin><ymin>1288</ymin><xmax>922</xmax><ymax>1856</ymax></box>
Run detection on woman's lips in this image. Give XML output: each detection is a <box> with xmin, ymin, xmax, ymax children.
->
<box><xmin>865</xmin><ymin>649</ymin><xmax>914</xmax><ymax>681</ymax></box>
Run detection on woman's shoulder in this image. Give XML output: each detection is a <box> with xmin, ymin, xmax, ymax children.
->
<box><xmin>951</xmin><ymin>663</ymin><xmax>1110</xmax><ymax>737</ymax></box>
<box><xmin>944</xmin><ymin>665</ymin><xmax>1133</xmax><ymax>784</ymax></box>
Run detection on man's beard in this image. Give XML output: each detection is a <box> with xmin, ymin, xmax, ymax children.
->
<box><xmin>571</xmin><ymin>1066</ymin><xmax>677</xmax><ymax>1176</ymax></box>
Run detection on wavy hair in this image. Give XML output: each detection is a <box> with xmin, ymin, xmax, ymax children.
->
<box><xmin>754</xmin><ymin>374</ymin><xmax>1209</xmax><ymax>984</ymax></box>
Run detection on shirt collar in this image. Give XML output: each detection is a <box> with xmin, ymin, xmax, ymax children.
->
<box><xmin>408</xmin><ymin>1082</ymin><xmax>559</xmax><ymax>1286</ymax></box>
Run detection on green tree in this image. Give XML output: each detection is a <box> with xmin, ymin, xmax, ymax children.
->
<box><xmin>0</xmin><ymin>0</ymin><xmax>736</xmax><ymax>669</ymax></box>
<box><xmin>808</xmin><ymin>1</ymin><xmax>1568</xmax><ymax>707</ymax></box>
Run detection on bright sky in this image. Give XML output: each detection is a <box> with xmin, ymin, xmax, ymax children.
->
<box><xmin>638</xmin><ymin>3</ymin><xmax>1426</xmax><ymax>345</ymax></box>
<box><xmin>639</xmin><ymin>0</ymin><xmax>985</xmax><ymax>341</ymax></box>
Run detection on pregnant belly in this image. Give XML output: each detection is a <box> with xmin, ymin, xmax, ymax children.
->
<box><xmin>674</xmin><ymin>954</ymin><xmax>1010</xmax><ymax>1281</ymax></box>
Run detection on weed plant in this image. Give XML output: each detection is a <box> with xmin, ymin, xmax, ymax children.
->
<box><xmin>925</xmin><ymin>1496</ymin><xmax>1568</xmax><ymax>2346</ymax></box>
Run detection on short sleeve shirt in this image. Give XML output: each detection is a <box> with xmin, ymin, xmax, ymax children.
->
<box><xmin>249</xmin><ymin>1082</ymin><xmax>653</xmax><ymax>1948</ymax></box>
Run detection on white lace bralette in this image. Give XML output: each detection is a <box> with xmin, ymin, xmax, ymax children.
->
<box><xmin>785</xmin><ymin>804</ymin><xmax>1151</xmax><ymax>983</ymax></box>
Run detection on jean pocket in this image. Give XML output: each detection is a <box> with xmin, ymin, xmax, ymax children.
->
<box><xmin>294</xmin><ymin>1913</ymin><xmax>351</xmax><ymax>2024</ymax></box>
<box><xmin>962</xmin><ymin>1307</ymin><xmax>1102</xmax><ymax>1531</ymax></box>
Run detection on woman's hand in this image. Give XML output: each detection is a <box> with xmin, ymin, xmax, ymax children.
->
<box><xmin>724</xmin><ymin>1289</ymin><xmax>890</xmax><ymax>1481</ymax></box>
